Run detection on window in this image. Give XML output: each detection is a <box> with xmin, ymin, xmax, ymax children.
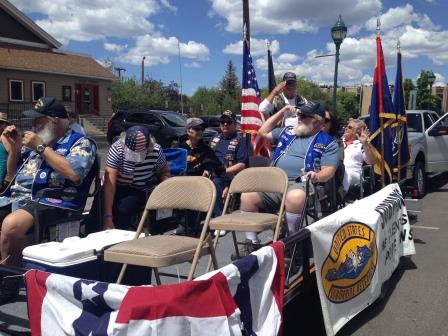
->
<box><xmin>126</xmin><ymin>113</ymin><xmax>162</xmax><ymax>127</ymax></box>
<box><xmin>423</xmin><ymin>113</ymin><xmax>433</xmax><ymax>131</ymax></box>
<box><xmin>32</xmin><ymin>81</ymin><xmax>45</xmax><ymax>102</ymax></box>
<box><xmin>9</xmin><ymin>79</ymin><xmax>23</xmax><ymax>101</ymax></box>
<box><xmin>407</xmin><ymin>114</ymin><xmax>422</xmax><ymax>133</ymax></box>
<box><xmin>62</xmin><ymin>86</ymin><xmax>72</xmax><ymax>102</ymax></box>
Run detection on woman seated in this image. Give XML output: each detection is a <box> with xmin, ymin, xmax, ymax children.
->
<box><xmin>342</xmin><ymin>119</ymin><xmax>376</xmax><ymax>192</ymax></box>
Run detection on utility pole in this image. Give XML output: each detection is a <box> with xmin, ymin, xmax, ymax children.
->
<box><xmin>141</xmin><ymin>56</ymin><xmax>146</xmax><ymax>86</ymax></box>
<box><xmin>177</xmin><ymin>37</ymin><xmax>184</xmax><ymax>114</ymax></box>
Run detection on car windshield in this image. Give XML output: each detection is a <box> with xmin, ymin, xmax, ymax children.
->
<box><xmin>407</xmin><ymin>113</ymin><xmax>422</xmax><ymax>132</ymax></box>
<box><xmin>161</xmin><ymin>113</ymin><xmax>187</xmax><ymax>127</ymax></box>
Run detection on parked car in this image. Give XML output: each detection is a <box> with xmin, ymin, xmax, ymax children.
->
<box><xmin>197</xmin><ymin>115</ymin><xmax>221</xmax><ymax>132</ymax></box>
<box><xmin>359</xmin><ymin>110</ymin><xmax>448</xmax><ymax>197</ymax></box>
<box><xmin>107</xmin><ymin>109</ymin><xmax>218</xmax><ymax>148</ymax></box>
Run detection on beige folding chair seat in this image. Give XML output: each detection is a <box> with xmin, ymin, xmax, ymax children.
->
<box><xmin>210</xmin><ymin>212</ymin><xmax>278</xmax><ymax>232</ymax></box>
<box><xmin>104</xmin><ymin>176</ymin><xmax>218</xmax><ymax>284</ymax></box>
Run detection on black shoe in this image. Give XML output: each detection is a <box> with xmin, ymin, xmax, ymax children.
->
<box><xmin>172</xmin><ymin>225</ymin><xmax>187</xmax><ymax>236</ymax></box>
<box><xmin>0</xmin><ymin>278</ymin><xmax>20</xmax><ymax>305</ymax></box>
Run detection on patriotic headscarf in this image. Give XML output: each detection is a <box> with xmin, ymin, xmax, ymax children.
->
<box><xmin>124</xmin><ymin>126</ymin><xmax>151</xmax><ymax>162</ymax></box>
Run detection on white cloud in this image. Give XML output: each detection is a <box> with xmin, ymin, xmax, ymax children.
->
<box><xmin>223</xmin><ymin>38</ymin><xmax>280</xmax><ymax>56</ymax></box>
<box><xmin>277</xmin><ymin>53</ymin><xmax>300</xmax><ymax>63</ymax></box>
<box><xmin>210</xmin><ymin>0</ymin><xmax>380</xmax><ymax>35</ymax></box>
<box><xmin>104</xmin><ymin>42</ymin><xmax>127</xmax><ymax>53</ymax></box>
<box><xmin>10</xmin><ymin>0</ymin><xmax>175</xmax><ymax>43</ymax></box>
<box><xmin>119</xmin><ymin>35</ymin><xmax>209</xmax><ymax>66</ymax></box>
<box><xmin>185</xmin><ymin>61</ymin><xmax>201</xmax><ymax>68</ymax></box>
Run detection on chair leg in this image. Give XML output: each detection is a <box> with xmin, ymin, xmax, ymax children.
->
<box><xmin>206</xmin><ymin>233</ymin><xmax>220</xmax><ymax>273</ymax></box>
<box><xmin>117</xmin><ymin>264</ymin><xmax>128</xmax><ymax>284</ymax></box>
<box><xmin>153</xmin><ymin>267</ymin><xmax>162</xmax><ymax>285</ymax></box>
<box><xmin>231</xmin><ymin>231</ymin><xmax>239</xmax><ymax>259</ymax></box>
<box><xmin>208</xmin><ymin>235</ymin><xmax>219</xmax><ymax>270</ymax></box>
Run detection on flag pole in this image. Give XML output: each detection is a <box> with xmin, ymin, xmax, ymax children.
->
<box><xmin>396</xmin><ymin>40</ymin><xmax>402</xmax><ymax>182</ymax></box>
<box><xmin>242</xmin><ymin>0</ymin><xmax>252</xmax><ymax>156</ymax></box>
<box><xmin>377</xmin><ymin>17</ymin><xmax>385</xmax><ymax>187</ymax></box>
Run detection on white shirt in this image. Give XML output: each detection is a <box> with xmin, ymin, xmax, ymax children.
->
<box><xmin>259</xmin><ymin>94</ymin><xmax>298</xmax><ymax>127</ymax></box>
<box><xmin>343</xmin><ymin>139</ymin><xmax>367</xmax><ymax>191</ymax></box>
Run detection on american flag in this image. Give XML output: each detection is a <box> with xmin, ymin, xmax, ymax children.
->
<box><xmin>240</xmin><ymin>40</ymin><xmax>271</xmax><ymax>157</ymax></box>
<box><xmin>25</xmin><ymin>243</ymin><xmax>284</xmax><ymax>336</ymax></box>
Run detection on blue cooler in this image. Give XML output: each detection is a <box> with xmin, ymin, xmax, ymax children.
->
<box><xmin>22</xmin><ymin>229</ymin><xmax>140</xmax><ymax>281</ymax></box>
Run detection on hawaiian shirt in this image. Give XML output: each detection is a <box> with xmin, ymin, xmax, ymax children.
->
<box><xmin>9</xmin><ymin>130</ymin><xmax>96</xmax><ymax>208</ymax></box>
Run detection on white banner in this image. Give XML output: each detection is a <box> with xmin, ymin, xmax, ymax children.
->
<box><xmin>307</xmin><ymin>184</ymin><xmax>415</xmax><ymax>335</ymax></box>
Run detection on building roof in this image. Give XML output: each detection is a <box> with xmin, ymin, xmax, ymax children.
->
<box><xmin>0</xmin><ymin>46</ymin><xmax>116</xmax><ymax>81</ymax></box>
<box><xmin>0</xmin><ymin>0</ymin><xmax>61</xmax><ymax>49</ymax></box>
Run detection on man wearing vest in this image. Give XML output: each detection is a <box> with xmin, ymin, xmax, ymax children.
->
<box><xmin>0</xmin><ymin>97</ymin><xmax>96</xmax><ymax>303</ymax></box>
<box><xmin>209</xmin><ymin>110</ymin><xmax>248</xmax><ymax>219</ymax></box>
<box><xmin>240</xmin><ymin>101</ymin><xmax>339</xmax><ymax>251</ymax></box>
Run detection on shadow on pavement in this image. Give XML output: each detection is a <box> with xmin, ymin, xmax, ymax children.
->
<box><xmin>427</xmin><ymin>172</ymin><xmax>448</xmax><ymax>193</ymax></box>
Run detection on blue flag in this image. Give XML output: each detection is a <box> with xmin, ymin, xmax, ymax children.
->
<box><xmin>392</xmin><ymin>51</ymin><xmax>410</xmax><ymax>181</ymax></box>
<box><xmin>267</xmin><ymin>46</ymin><xmax>276</xmax><ymax>93</ymax></box>
<box><xmin>368</xmin><ymin>35</ymin><xmax>395</xmax><ymax>185</ymax></box>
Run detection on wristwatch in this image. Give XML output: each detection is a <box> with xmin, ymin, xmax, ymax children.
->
<box><xmin>36</xmin><ymin>143</ymin><xmax>47</xmax><ymax>155</ymax></box>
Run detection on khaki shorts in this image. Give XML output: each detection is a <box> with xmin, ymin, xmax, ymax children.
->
<box><xmin>258</xmin><ymin>180</ymin><xmax>315</xmax><ymax>213</ymax></box>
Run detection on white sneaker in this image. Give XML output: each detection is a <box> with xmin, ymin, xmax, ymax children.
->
<box><xmin>214</xmin><ymin>230</ymin><xmax>227</xmax><ymax>237</ymax></box>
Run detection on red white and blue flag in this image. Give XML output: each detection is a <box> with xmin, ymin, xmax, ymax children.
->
<box><xmin>26</xmin><ymin>242</ymin><xmax>284</xmax><ymax>336</ymax></box>
<box><xmin>240</xmin><ymin>40</ymin><xmax>271</xmax><ymax>157</ymax></box>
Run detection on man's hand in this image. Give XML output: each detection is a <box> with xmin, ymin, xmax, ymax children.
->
<box><xmin>202</xmin><ymin>170</ymin><xmax>210</xmax><ymax>178</ymax></box>
<box><xmin>22</xmin><ymin>131</ymin><xmax>44</xmax><ymax>151</ymax></box>
<box><xmin>280</xmin><ymin>105</ymin><xmax>297</xmax><ymax>118</ymax></box>
<box><xmin>357</xmin><ymin>127</ymin><xmax>370</xmax><ymax>145</ymax></box>
<box><xmin>305</xmin><ymin>171</ymin><xmax>320</xmax><ymax>184</ymax></box>
<box><xmin>1</xmin><ymin>125</ymin><xmax>22</xmax><ymax>154</ymax></box>
<box><xmin>273</xmin><ymin>81</ymin><xmax>287</xmax><ymax>95</ymax></box>
<box><xmin>103</xmin><ymin>216</ymin><xmax>115</xmax><ymax>230</ymax></box>
<box><xmin>222</xmin><ymin>186</ymin><xmax>229</xmax><ymax>199</ymax></box>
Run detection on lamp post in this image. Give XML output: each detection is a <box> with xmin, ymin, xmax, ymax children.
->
<box><xmin>141</xmin><ymin>56</ymin><xmax>146</xmax><ymax>86</ymax></box>
<box><xmin>427</xmin><ymin>70</ymin><xmax>436</xmax><ymax>110</ymax></box>
<box><xmin>331</xmin><ymin>15</ymin><xmax>347</xmax><ymax>114</ymax></box>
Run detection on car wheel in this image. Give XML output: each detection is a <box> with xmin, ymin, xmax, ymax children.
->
<box><xmin>412</xmin><ymin>161</ymin><xmax>426</xmax><ymax>198</ymax></box>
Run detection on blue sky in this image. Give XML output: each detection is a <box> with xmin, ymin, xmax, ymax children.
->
<box><xmin>11</xmin><ymin>0</ymin><xmax>448</xmax><ymax>95</ymax></box>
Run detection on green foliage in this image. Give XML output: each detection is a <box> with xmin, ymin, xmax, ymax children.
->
<box><xmin>403</xmin><ymin>78</ymin><xmax>415</xmax><ymax>109</ymax></box>
<box><xmin>297</xmin><ymin>77</ymin><xmax>331</xmax><ymax>104</ymax></box>
<box><xmin>416</xmin><ymin>70</ymin><xmax>440</xmax><ymax>111</ymax></box>
<box><xmin>220</xmin><ymin>61</ymin><xmax>241</xmax><ymax>98</ymax></box>
<box><xmin>111</xmin><ymin>77</ymin><xmax>188</xmax><ymax>113</ymax></box>
<box><xmin>336</xmin><ymin>91</ymin><xmax>359</xmax><ymax>121</ymax></box>
<box><xmin>189</xmin><ymin>87</ymin><xmax>221</xmax><ymax>116</ymax></box>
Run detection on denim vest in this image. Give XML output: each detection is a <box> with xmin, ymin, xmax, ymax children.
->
<box><xmin>11</xmin><ymin>131</ymin><xmax>95</xmax><ymax>211</ymax></box>
<box><xmin>271</xmin><ymin>127</ymin><xmax>335</xmax><ymax>173</ymax></box>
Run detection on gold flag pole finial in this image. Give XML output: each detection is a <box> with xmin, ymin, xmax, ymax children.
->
<box><xmin>267</xmin><ymin>40</ymin><xmax>270</xmax><ymax>51</ymax></box>
<box><xmin>376</xmin><ymin>16</ymin><xmax>381</xmax><ymax>35</ymax></box>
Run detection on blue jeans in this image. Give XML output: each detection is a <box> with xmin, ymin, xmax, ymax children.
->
<box><xmin>212</xmin><ymin>176</ymin><xmax>226</xmax><ymax>217</ymax></box>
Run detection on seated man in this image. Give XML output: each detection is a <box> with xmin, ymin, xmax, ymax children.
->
<box><xmin>240</xmin><ymin>101</ymin><xmax>339</xmax><ymax>250</ymax></box>
<box><xmin>209</xmin><ymin>111</ymin><xmax>248</xmax><ymax>218</ymax></box>
<box><xmin>342</xmin><ymin>119</ymin><xmax>376</xmax><ymax>192</ymax></box>
<box><xmin>102</xmin><ymin>126</ymin><xmax>170</xmax><ymax>231</ymax></box>
<box><xmin>0</xmin><ymin>97</ymin><xmax>96</xmax><ymax>303</ymax></box>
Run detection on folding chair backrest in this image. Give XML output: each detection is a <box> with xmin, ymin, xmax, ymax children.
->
<box><xmin>147</xmin><ymin>176</ymin><xmax>216</xmax><ymax>213</ymax></box>
<box><xmin>228</xmin><ymin>167</ymin><xmax>288</xmax><ymax>194</ymax></box>
<box><xmin>163</xmin><ymin>148</ymin><xmax>188</xmax><ymax>176</ymax></box>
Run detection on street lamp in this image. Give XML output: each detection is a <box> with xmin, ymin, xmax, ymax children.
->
<box><xmin>141</xmin><ymin>56</ymin><xmax>146</xmax><ymax>86</ymax></box>
<box><xmin>427</xmin><ymin>70</ymin><xmax>436</xmax><ymax>110</ymax></box>
<box><xmin>331</xmin><ymin>15</ymin><xmax>347</xmax><ymax>114</ymax></box>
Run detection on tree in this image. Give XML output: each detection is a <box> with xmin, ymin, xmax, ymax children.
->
<box><xmin>296</xmin><ymin>78</ymin><xmax>331</xmax><ymax>105</ymax></box>
<box><xmin>336</xmin><ymin>91</ymin><xmax>359</xmax><ymax>121</ymax></box>
<box><xmin>189</xmin><ymin>87</ymin><xmax>221</xmax><ymax>115</ymax></box>
<box><xmin>219</xmin><ymin>61</ymin><xmax>240</xmax><ymax>98</ymax></box>
<box><xmin>403</xmin><ymin>78</ymin><xmax>415</xmax><ymax>109</ymax></box>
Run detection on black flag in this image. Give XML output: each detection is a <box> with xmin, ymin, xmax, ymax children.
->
<box><xmin>268</xmin><ymin>46</ymin><xmax>276</xmax><ymax>93</ymax></box>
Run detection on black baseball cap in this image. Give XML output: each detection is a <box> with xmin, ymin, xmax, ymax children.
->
<box><xmin>299</xmin><ymin>101</ymin><xmax>325</xmax><ymax>118</ymax></box>
<box><xmin>283</xmin><ymin>72</ymin><xmax>297</xmax><ymax>83</ymax></box>
<box><xmin>220</xmin><ymin>110</ymin><xmax>237</xmax><ymax>122</ymax></box>
<box><xmin>23</xmin><ymin>97</ymin><xmax>68</xmax><ymax>119</ymax></box>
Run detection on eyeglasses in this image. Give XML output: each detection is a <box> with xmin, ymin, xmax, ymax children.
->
<box><xmin>345</xmin><ymin>125</ymin><xmax>354</xmax><ymax>130</ymax></box>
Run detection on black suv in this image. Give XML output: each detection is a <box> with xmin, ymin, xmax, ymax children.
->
<box><xmin>107</xmin><ymin>108</ymin><xmax>218</xmax><ymax>148</ymax></box>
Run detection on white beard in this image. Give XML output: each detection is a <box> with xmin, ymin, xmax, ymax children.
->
<box><xmin>294</xmin><ymin>122</ymin><xmax>314</xmax><ymax>137</ymax></box>
<box><xmin>35</xmin><ymin>123</ymin><xmax>56</xmax><ymax>144</ymax></box>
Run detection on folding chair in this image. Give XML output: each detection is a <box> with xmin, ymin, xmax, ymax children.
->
<box><xmin>208</xmin><ymin>167</ymin><xmax>288</xmax><ymax>261</ymax></box>
<box><xmin>104</xmin><ymin>176</ymin><xmax>218</xmax><ymax>284</ymax></box>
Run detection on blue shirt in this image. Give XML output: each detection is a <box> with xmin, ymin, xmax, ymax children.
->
<box><xmin>272</xmin><ymin>128</ymin><xmax>339</xmax><ymax>180</ymax></box>
<box><xmin>10</xmin><ymin>130</ymin><xmax>96</xmax><ymax>206</ymax></box>
<box><xmin>212</xmin><ymin>133</ymin><xmax>248</xmax><ymax>168</ymax></box>
<box><xmin>0</xmin><ymin>142</ymin><xmax>7</xmax><ymax>185</ymax></box>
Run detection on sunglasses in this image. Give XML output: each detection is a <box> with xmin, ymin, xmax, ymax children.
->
<box><xmin>345</xmin><ymin>125</ymin><xmax>354</xmax><ymax>130</ymax></box>
<box><xmin>220</xmin><ymin>120</ymin><xmax>234</xmax><ymax>125</ymax></box>
<box><xmin>191</xmin><ymin>127</ymin><xmax>203</xmax><ymax>132</ymax></box>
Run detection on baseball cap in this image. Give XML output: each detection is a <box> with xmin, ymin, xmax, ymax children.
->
<box><xmin>23</xmin><ymin>97</ymin><xmax>68</xmax><ymax>119</ymax></box>
<box><xmin>124</xmin><ymin>126</ymin><xmax>151</xmax><ymax>162</ymax></box>
<box><xmin>186</xmin><ymin>117</ymin><xmax>205</xmax><ymax>129</ymax></box>
<box><xmin>299</xmin><ymin>101</ymin><xmax>325</xmax><ymax>119</ymax></box>
<box><xmin>220</xmin><ymin>110</ymin><xmax>237</xmax><ymax>122</ymax></box>
<box><xmin>0</xmin><ymin>112</ymin><xmax>10</xmax><ymax>124</ymax></box>
<box><xmin>283</xmin><ymin>72</ymin><xmax>297</xmax><ymax>83</ymax></box>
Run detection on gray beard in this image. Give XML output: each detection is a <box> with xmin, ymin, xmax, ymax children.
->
<box><xmin>36</xmin><ymin>124</ymin><xmax>56</xmax><ymax>145</ymax></box>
